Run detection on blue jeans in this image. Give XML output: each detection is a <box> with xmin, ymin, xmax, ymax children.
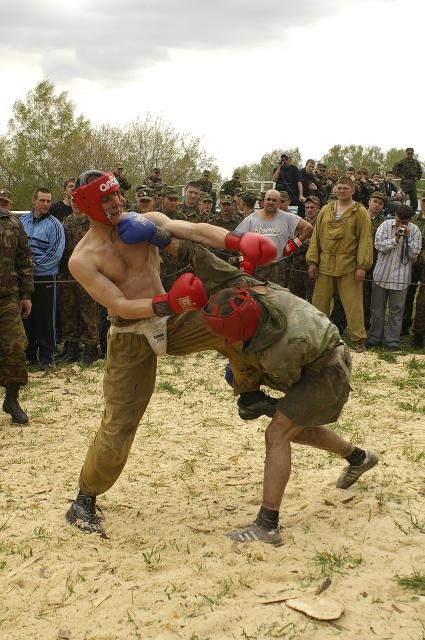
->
<box><xmin>368</xmin><ymin>283</ymin><xmax>408</xmax><ymax>347</ymax></box>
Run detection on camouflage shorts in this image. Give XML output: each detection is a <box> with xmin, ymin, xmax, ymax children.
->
<box><xmin>277</xmin><ymin>345</ymin><xmax>351</xmax><ymax>427</ymax></box>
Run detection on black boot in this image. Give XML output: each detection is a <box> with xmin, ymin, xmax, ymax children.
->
<box><xmin>59</xmin><ymin>342</ymin><xmax>80</xmax><ymax>364</ymax></box>
<box><xmin>66</xmin><ymin>490</ymin><xmax>103</xmax><ymax>533</ymax></box>
<box><xmin>81</xmin><ymin>344</ymin><xmax>100</xmax><ymax>366</ymax></box>
<box><xmin>237</xmin><ymin>390</ymin><xmax>278</xmax><ymax>420</ymax></box>
<box><xmin>2</xmin><ymin>384</ymin><xmax>29</xmax><ymax>425</ymax></box>
<box><xmin>56</xmin><ymin>341</ymin><xmax>71</xmax><ymax>362</ymax></box>
<box><xmin>411</xmin><ymin>334</ymin><xmax>424</xmax><ymax>349</ymax></box>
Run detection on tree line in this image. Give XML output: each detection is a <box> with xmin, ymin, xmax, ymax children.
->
<box><xmin>0</xmin><ymin>80</ymin><xmax>415</xmax><ymax>209</ymax></box>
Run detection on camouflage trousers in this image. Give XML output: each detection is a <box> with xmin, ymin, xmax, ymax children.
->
<box><xmin>412</xmin><ymin>270</ymin><xmax>425</xmax><ymax>335</ymax></box>
<box><xmin>79</xmin><ymin>311</ymin><xmax>264</xmax><ymax>496</ymax></box>
<box><xmin>288</xmin><ymin>252</ymin><xmax>314</xmax><ymax>302</ymax></box>
<box><xmin>401</xmin><ymin>180</ymin><xmax>418</xmax><ymax>213</ymax></box>
<box><xmin>59</xmin><ymin>278</ymin><xmax>99</xmax><ymax>345</ymax></box>
<box><xmin>0</xmin><ymin>298</ymin><xmax>28</xmax><ymax>387</ymax></box>
<box><xmin>254</xmin><ymin>259</ymin><xmax>288</xmax><ymax>287</ymax></box>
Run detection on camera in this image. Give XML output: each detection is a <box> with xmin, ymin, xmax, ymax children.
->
<box><xmin>398</xmin><ymin>227</ymin><xmax>405</xmax><ymax>237</ymax></box>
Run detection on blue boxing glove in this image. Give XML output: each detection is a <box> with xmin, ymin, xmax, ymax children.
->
<box><xmin>117</xmin><ymin>213</ymin><xmax>172</xmax><ymax>249</ymax></box>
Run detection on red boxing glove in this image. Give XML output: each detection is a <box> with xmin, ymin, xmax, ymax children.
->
<box><xmin>283</xmin><ymin>237</ymin><xmax>302</xmax><ymax>257</ymax></box>
<box><xmin>239</xmin><ymin>256</ymin><xmax>255</xmax><ymax>274</ymax></box>
<box><xmin>152</xmin><ymin>273</ymin><xmax>208</xmax><ymax>317</ymax></box>
<box><xmin>225</xmin><ymin>232</ymin><xmax>277</xmax><ymax>266</ymax></box>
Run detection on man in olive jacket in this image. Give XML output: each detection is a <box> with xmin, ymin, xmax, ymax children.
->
<box><xmin>306</xmin><ymin>177</ymin><xmax>373</xmax><ymax>351</ymax></box>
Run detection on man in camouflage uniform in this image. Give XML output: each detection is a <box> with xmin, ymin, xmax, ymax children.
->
<box><xmin>145</xmin><ymin>168</ymin><xmax>163</xmax><ymax>189</ymax></box>
<box><xmin>135</xmin><ymin>187</ymin><xmax>155</xmax><ymax>214</ymax></box>
<box><xmin>158</xmin><ymin>188</ymin><xmax>188</xmax><ymax>291</ymax></box>
<box><xmin>210</xmin><ymin>195</ymin><xmax>241</xmax><ymax>262</ymax></box>
<box><xmin>58</xmin><ymin>201</ymin><xmax>100</xmax><ymax>364</ymax></box>
<box><xmin>221</xmin><ymin>172</ymin><xmax>242</xmax><ymax>197</ymax></box>
<box><xmin>393</xmin><ymin>148</ymin><xmax>423</xmax><ymax>213</ymax></box>
<box><xmin>363</xmin><ymin>192</ymin><xmax>387</xmax><ymax>330</ymax></box>
<box><xmin>0</xmin><ymin>189</ymin><xmax>34</xmax><ymax>424</ymax></box>
<box><xmin>315</xmin><ymin>163</ymin><xmax>332</xmax><ymax>206</ymax></box>
<box><xmin>356</xmin><ymin>168</ymin><xmax>376</xmax><ymax>207</ymax></box>
<box><xmin>199</xmin><ymin>170</ymin><xmax>216</xmax><ymax>210</ymax></box>
<box><xmin>288</xmin><ymin>195</ymin><xmax>320</xmax><ymax>301</ymax></box>
<box><xmin>181</xmin><ymin>181</ymin><xmax>208</xmax><ymax>222</ymax></box>
<box><xmin>411</xmin><ymin>194</ymin><xmax>425</xmax><ymax>347</ymax></box>
<box><xmin>199</xmin><ymin>192</ymin><xmax>214</xmax><ymax>220</ymax></box>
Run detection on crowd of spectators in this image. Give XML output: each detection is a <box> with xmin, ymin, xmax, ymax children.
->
<box><xmin>1</xmin><ymin>148</ymin><xmax>424</xmax><ymax>424</ymax></box>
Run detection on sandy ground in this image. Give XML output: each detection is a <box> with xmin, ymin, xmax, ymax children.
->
<box><xmin>1</xmin><ymin>349</ymin><xmax>425</xmax><ymax>640</ymax></box>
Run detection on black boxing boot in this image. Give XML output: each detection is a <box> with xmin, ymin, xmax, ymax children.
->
<box><xmin>66</xmin><ymin>490</ymin><xmax>104</xmax><ymax>534</ymax></box>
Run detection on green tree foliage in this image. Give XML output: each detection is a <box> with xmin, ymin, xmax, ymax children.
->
<box><xmin>2</xmin><ymin>81</ymin><xmax>220</xmax><ymax>209</ymax></box>
<box><xmin>6</xmin><ymin>79</ymin><xmax>92</xmax><ymax>208</ymax></box>
<box><xmin>319</xmin><ymin>145</ymin><xmax>412</xmax><ymax>176</ymax></box>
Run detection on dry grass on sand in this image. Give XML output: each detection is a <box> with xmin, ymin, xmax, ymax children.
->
<box><xmin>1</xmin><ymin>350</ymin><xmax>425</xmax><ymax>639</ymax></box>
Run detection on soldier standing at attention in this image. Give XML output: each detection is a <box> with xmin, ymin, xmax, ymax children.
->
<box><xmin>393</xmin><ymin>148</ymin><xmax>423</xmax><ymax>213</ymax></box>
<box><xmin>57</xmin><ymin>200</ymin><xmax>100</xmax><ymax>365</ymax></box>
<box><xmin>0</xmin><ymin>189</ymin><xmax>34</xmax><ymax>424</ymax></box>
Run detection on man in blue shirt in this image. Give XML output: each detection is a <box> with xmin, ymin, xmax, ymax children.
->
<box><xmin>20</xmin><ymin>188</ymin><xmax>65</xmax><ymax>369</ymax></box>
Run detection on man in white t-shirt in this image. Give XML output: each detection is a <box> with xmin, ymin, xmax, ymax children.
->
<box><xmin>234</xmin><ymin>189</ymin><xmax>313</xmax><ymax>285</ymax></box>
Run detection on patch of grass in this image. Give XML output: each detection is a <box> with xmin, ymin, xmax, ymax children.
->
<box><xmin>405</xmin><ymin>356</ymin><xmax>425</xmax><ymax>374</ymax></box>
<box><xmin>312</xmin><ymin>547</ymin><xmax>362</xmax><ymax>576</ymax></box>
<box><xmin>402</xmin><ymin>441</ymin><xmax>425</xmax><ymax>463</ymax></box>
<box><xmin>396</xmin><ymin>570</ymin><xmax>425</xmax><ymax>594</ymax></box>
<box><xmin>399</xmin><ymin>399</ymin><xmax>425</xmax><ymax>414</ymax></box>
<box><xmin>156</xmin><ymin>380</ymin><xmax>182</xmax><ymax>396</ymax></box>
<box><xmin>377</xmin><ymin>349</ymin><xmax>397</xmax><ymax>363</ymax></box>
<box><xmin>351</xmin><ymin>367</ymin><xmax>386</xmax><ymax>384</ymax></box>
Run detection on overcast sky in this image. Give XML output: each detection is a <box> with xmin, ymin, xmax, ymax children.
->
<box><xmin>0</xmin><ymin>0</ymin><xmax>423</xmax><ymax>177</ymax></box>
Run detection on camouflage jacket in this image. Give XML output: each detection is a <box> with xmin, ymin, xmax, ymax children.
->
<box><xmin>61</xmin><ymin>213</ymin><xmax>91</xmax><ymax>276</ymax></box>
<box><xmin>392</xmin><ymin>158</ymin><xmax>423</xmax><ymax>182</ymax></box>
<box><xmin>412</xmin><ymin>213</ymin><xmax>425</xmax><ymax>237</ymax></box>
<box><xmin>369</xmin><ymin>212</ymin><xmax>386</xmax><ymax>267</ymax></box>
<box><xmin>0</xmin><ymin>208</ymin><xmax>34</xmax><ymax>300</ymax></box>
<box><xmin>180</xmin><ymin>203</ymin><xmax>209</xmax><ymax>223</ymax></box>
<box><xmin>220</xmin><ymin>179</ymin><xmax>241</xmax><ymax>196</ymax></box>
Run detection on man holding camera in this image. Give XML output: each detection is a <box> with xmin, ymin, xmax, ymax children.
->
<box><xmin>366</xmin><ymin>205</ymin><xmax>422</xmax><ymax>351</ymax></box>
<box><xmin>272</xmin><ymin>154</ymin><xmax>304</xmax><ymax>208</ymax></box>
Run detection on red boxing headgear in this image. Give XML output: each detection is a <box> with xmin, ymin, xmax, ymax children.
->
<box><xmin>203</xmin><ymin>288</ymin><xmax>261</xmax><ymax>344</ymax></box>
<box><xmin>72</xmin><ymin>170</ymin><xmax>120</xmax><ymax>225</ymax></box>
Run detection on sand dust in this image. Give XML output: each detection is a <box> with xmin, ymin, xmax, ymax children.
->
<box><xmin>1</xmin><ymin>350</ymin><xmax>424</xmax><ymax>639</ymax></box>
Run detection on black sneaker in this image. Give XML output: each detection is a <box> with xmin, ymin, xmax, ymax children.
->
<box><xmin>237</xmin><ymin>391</ymin><xmax>278</xmax><ymax>420</ymax></box>
<box><xmin>66</xmin><ymin>491</ymin><xmax>104</xmax><ymax>534</ymax></box>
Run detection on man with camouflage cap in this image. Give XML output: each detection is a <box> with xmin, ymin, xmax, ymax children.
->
<box><xmin>221</xmin><ymin>172</ymin><xmax>242</xmax><ymax>197</ymax></box>
<box><xmin>159</xmin><ymin>187</ymin><xmax>186</xmax><ymax>220</ymax></box>
<box><xmin>0</xmin><ymin>189</ymin><xmax>34</xmax><ymax>424</ymax></box>
<box><xmin>364</xmin><ymin>191</ymin><xmax>387</xmax><ymax>329</ymax></box>
<box><xmin>199</xmin><ymin>192</ymin><xmax>214</xmax><ymax>219</ymax></box>
<box><xmin>393</xmin><ymin>148</ymin><xmax>423</xmax><ymax>213</ymax></box>
<box><xmin>135</xmin><ymin>187</ymin><xmax>155</xmax><ymax>214</ymax></box>
<box><xmin>199</xmin><ymin>171</ymin><xmax>216</xmax><ymax>211</ymax></box>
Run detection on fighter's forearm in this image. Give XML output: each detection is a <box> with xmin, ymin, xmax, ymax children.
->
<box><xmin>113</xmin><ymin>297</ymin><xmax>155</xmax><ymax>320</ymax></box>
<box><xmin>164</xmin><ymin>220</ymin><xmax>228</xmax><ymax>249</ymax></box>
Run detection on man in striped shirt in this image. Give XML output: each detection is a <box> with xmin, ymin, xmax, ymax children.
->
<box><xmin>366</xmin><ymin>205</ymin><xmax>422</xmax><ymax>351</ymax></box>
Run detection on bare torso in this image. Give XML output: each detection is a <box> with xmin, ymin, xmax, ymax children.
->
<box><xmin>72</xmin><ymin>225</ymin><xmax>164</xmax><ymax>313</ymax></box>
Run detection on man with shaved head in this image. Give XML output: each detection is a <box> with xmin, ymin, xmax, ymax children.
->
<box><xmin>233</xmin><ymin>189</ymin><xmax>313</xmax><ymax>285</ymax></box>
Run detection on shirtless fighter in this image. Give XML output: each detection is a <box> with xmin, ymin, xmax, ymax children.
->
<box><xmin>66</xmin><ymin>171</ymin><xmax>277</xmax><ymax>533</ymax></box>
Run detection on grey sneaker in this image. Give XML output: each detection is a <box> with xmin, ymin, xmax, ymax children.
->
<box><xmin>225</xmin><ymin>522</ymin><xmax>283</xmax><ymax>546</ymax></box>
<box><xmin>336</xmin><ymin>450</ymin><xmax>378</xmax><ymax>489</ymax></box>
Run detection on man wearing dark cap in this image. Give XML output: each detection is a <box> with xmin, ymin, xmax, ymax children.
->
<box><xmin>221</xmin><ymin>172</ymin><xmax>242</xmax><ymax>197</ymax></box>
<box><xmin>233</xmin><ymin>186</ymin><xmax>245</xmax><ymax>218</ymax></box>
<box><xmin>145</xmin><ymin>168</ymin><xmax>163</xmax><ymax>189</ymax></box>
<box><xmin>199</xmin><ymin>171</ymin><xmax>216</xmax><ymax>211</ymax></box>
<box><xmin>199</xmin><ymin>192</ymin><xmax>214</xmax><ymax>219</ymax></box>
<box><xmin>113</xmin><ymin>164</ymin><xmax>131</xmax><ymax>192</ymax></box>
<box><xmin>159</xmin><ymin>187</ymin><xmax>186</xmax><ymax>220</ymax></box>
<box><xmin>135</xmin><ymin>187</ymin><xmax>155</xmax><ymax>214</ymax></box>
<box><xmin>364</xmin><ymin>191</ymin><xmax>387</xmax><ymax>329</ymax></box>
<box><xmin>315</xmin><ymin>163</ymin><xmax>332</xmax><ymax>206</ymax></box>
<box><xmin>202</xmin><ymin>279</ymin><xmax>378</xmax><ymax>545</ymax></box>
<box><xmin>0</xmin><ymin>188</ymin><xmax>34</xmax><ymax>424</ymax></box>
<box><xmin>393</xmin><ymin>148</ymin><xmax>423</xmax><ymax>213</ymax></box>
<box><xmin>272</xmin><ymin>154</ymin><xmax>304</xmax><ymax>208</ymax></box>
